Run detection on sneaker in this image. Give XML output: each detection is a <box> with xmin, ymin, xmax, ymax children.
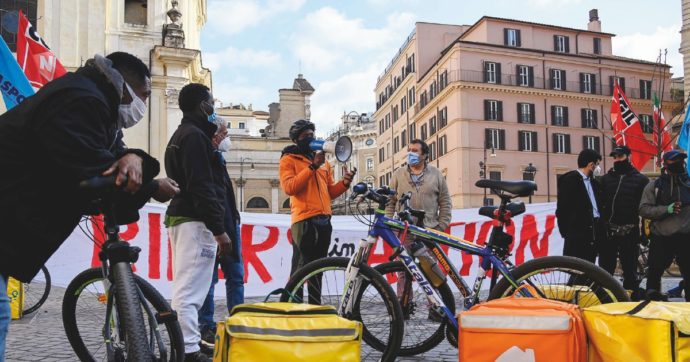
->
<box><xmin>645</xmin><ymin>289</ymin><xmax>668</xmax><ymax>301</ymax></box>
<box><xmin>184</xmin><ymin>351</ymin><xmax>212</xmax><ymax>362</ymax></box>
<box><xmin>200</xmin><ymin>327</ymin><xmax>216</xmax><ymax>349</ymax></box>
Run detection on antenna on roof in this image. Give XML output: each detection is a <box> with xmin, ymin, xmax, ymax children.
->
<box><xmin>298</xmin><ymin>59</ymin><xmax>302</xmax><ymax>75</ymax></box>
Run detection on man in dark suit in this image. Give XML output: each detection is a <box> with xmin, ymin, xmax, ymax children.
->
<box><xmin>556</xmin><ymin>149</ymin><xmax>603</xmax><ymax>262</ymax></box>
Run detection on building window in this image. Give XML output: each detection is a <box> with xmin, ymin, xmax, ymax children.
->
<box><xmin>639</xmin><ymin>114</ymin><xmax>653</xmax><ymax>134</ymax></box>
<box><xmin>593</xmin><ymin>37</ymin><xmax>601</xmax><ymax>54</ymax></box>
<box><xmin>401</xmin><ymin>96</ymin><xmax>407</xmax><ymax>113</ymax></box>
<box><xmin>247</xmin><ymin>197</ymin><xmax>269</xmax><ymax>209</ymax></box>
<box><xmin>439</xmin><ymin>135</ymin><xmax>447</xmax><ymax>156</ymax></box>
<box><xmin>429</xmin><ymin>116</ymin><xmax>437</xmax><ymax>136</ymax></box>
<box><xmin>550</xmin><ymin>69</ymin><xmax>565</xmax><ymax>90</ymax></box>
<box><xmin>439</xmin><ymin>70</ymin><xmax>448</xmax><ymax>90</ymax></box>
<box><xmin>378</xmin><ymin>147</ymin><xmax>384</xmax><ymax>162</ymax></box>
<box><xmin>484</xmin><ymin>62</ymin><xmax>499</xmax><ymax>84</ymax></box>
<box><xmin>518</xmin><ymin>65</ymin><xmax>533</xmax><ymax>87</ymax></box>
<box><xmin>581</xmin><ymin>108</ymin><xmax>598</xmax><ymax>129</ymax></box>
<box><xmin>518</xmin><ymin>103</ymin><xmax>535</xmax><ymax>124</ymax></box>
<box><xmin>554</xmin><ymin>35</ymin><xmax>569</xmax><ymax>53</ymax></box>
<box><xmin>518</xmin><ymin>131</ymin><xmax>538</xmax><ymax>152</ymax></box>
<box><xmin>238</xmin><ymin>122</ymin><xmax>246</xmax><ymax>129</ymax></box>
<box><xmin>282</xmin><ymin>199</ymin><xmax>290</xmax><ymax>209</ymax></box>
<box><xmin>409</xmin><ymin>124</ymin><xmax>416</xmax><ymax>141</ymax></box>
<box><xmin>420</xmin><ymin>90</ymin><xmax>428</xmax><ymax>108</ymax></box>
<box><xmin>393</xmin><ymin>105</ymin><xmax>399</xmax><ymax>123</ymax></box>
<box><xmin>485</xmin><ymin>128</ymin><xmax>506</xmax><ymax>150</ymax></box>
<box><xmin>379</xmin><ymin>120</ymin><xmax>384</xmax><ymax>135</ymax></box>
<box><xmin>429</xmin><ymin>142</ymin><xmax>437</xmax><ymax>161</ymax></box>
<box><xmin>439</xmin><ymin>107</ymin><xmax>448</xmax><ymax>129</ymax></box>
<box><xmin>553</xmin><ymin>133</ymin><xmax>571</xmax><ymax>154</ymax></box>
<box><xmin>583</xmin><ymin>135</ymin><xmax>601</xmax><ymax>152</ymax></box>
<box><xmin>393</xmin><ymin>136</ymin><xmax>399</xmax><ymax>153</ymax></box>
<box><xmin>385</xmin><ymin>114</ymin><xmax>390</xmax><ymax>129</ymax></box>
<box><xmin>408</xmin><ymin>87</ymin><xmax>416</xmax><ymax>105</ymax></box>
<box><xmin>421</xmin><ymin>124</ymin><xmax>428</xmax><ymax>141</ymax></box>
<box><xmin>366</xmin><ymin>157</ymin><xmax>374</xmax><ymax>172</ymax></box>
<box><xmin>551</xmin><ymin>105</ymin><xmax>568</xmax><ymax>126</ymax></box>
<box><xmin>484</xmin><ymin>100</ymin><xmax>503</xmax><ymax>121</ymax></box>
<box><xmin>406</xmin><ymin>53</ymin><xmax>416</xmax><ymax>74</ymax></box>
<box><xmin>484</xmin><ymin>198</ymin><xmax>494</xmax><ymax>206</ymax></box>
<box><xmin>640</xmin><ymin>80</ymin><xmax>652</xmax><ymax>100</ymax></box>
<box><xmin>504</xmin><ymin>28</ymin><xmax>521</xmax><ymax>47</ymax></box>
<box><xmin>0</xmin><ymin>0</ymin><xmax>38</xmax><ymax>52</ymax></box>
<box><xmin>401</xmin><ymin>130</ymin><xmax>407</xmax><ymax>147</ymax></box>
<box><xmin>430</xmin><ymin>81</ymin><xmax>437</xmax><ymax>99</ymax></box>
<box><xmin>125</xmin><ymin>0</ymin><xmax>148</xmax><ymax>26</ymax></box>
<box><xmin>386</xmin><ymin>142</ymin><xmax>390</xmax><ymax>158</ymax></box>
<box><xmin>489</xmin><ymin>171</ymin><xmax>502</xmax><ymax>181</ymax></box>
<box><xmin>610</xmin><ymin>76</ymin><xmax>625</xmax><ymax>94</ymax></box>
<box><xmin>580</xmin><ymin>73</ymin><xmax>596</xmax><ymax>94</ymax></box>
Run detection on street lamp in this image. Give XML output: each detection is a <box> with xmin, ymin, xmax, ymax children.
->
<box><xmin>479</xmin><ymin>146</ymin><xmax>496</xmax><ymax>206</ymax></box>
<box><xmin>239</xmin><ymin>157</ymin><xmax>254</xmax><ymax>212</ymax></box>
<box><xmin>524</xmin><ymin>163</ymin><xmax>537</xmax><ymax>203</ymax></box>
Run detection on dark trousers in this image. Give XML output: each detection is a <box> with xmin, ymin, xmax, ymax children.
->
<box><xmin>598</xmin><ymin>233</ymin><xmax>639</xmax><ymax>291</ymax></box>
<box><xmin>290</xmin><ymin>216</ymin><xmax>332</xmax><ymax>304</ymax></box>
<box><xmin>647</xmin><ymin>234</ymin><xmax>690</xmax><ymax>301</ymax></box>
<box><xmin>562</xmin><ymin>219</ymin><xmax>603</xmax><ymax>263</ymax></box>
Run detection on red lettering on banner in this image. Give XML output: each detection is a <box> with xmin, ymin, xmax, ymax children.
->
<box><xmin>148</xmin><ymin>213</ymin><xmax>161</xmax><ymax>279</ymax></box>
<box><xmin>90</xmin><ymin>217</ymin><xmax>140</xmax><ymax>270</ymax></box>
<box><xmin>243</xmin><ymin>224</ymin><xmax>279</xmax><ymax>283</ymax></box>
<box><xmin>516</xmin><ymin>214</ymin><xmax>555</xmax><ymax>265</ymax></box>
<box><xmin>475</xmin><ymin>221</ymin><xmax>494</xmax><ymax>277</ymax></box>
<box><xmin>287</xmin><ymin>228</ymin><xmax>293</xmax><ymax>245</ymax></box>
<box><xmin>459</xmin><ymin>222</ymin><xmax>476</xmax><ymax>276</ymax></box>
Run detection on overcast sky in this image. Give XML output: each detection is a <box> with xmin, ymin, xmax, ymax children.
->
<box><xmin>200</xmin><ymin>0</ymin><xmax>682</xmax><ymax>135</ymax></box>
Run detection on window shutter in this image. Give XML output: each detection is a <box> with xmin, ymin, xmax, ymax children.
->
<box><xmin>483</xmin><ymin>62</ymin><xmax>489</xmax><ymax>82</ymax></box>
<box><xmin>640</xmin><ymin>79</ymin><xmax>645</xmax><ymax>98</ymax></box>
<box><xmin>532</xmin><ymin>132</ymin><xmax>538</xmax><ymax>152</ymax></box>
<box><xmin>497</xmin><ymin>101</ymin><xmax>503</xmax><ymax>121</ymax></box>
<box><xmin>516</xmin><ymin>29</ymin><xmax>522</xmax><ymax>47</ymax></box>
<box><xmin>591</xmin><ymin>74</ymin><xmax>597</xmax><ymax>94</ymax></box>
<box><xmin>504</xmin><ymin>29</ymin><xmax>509</xmax><ymax>46</ymax></box>
<box><xmin>561</xmin><ymin>70</ymin><xmax>567</xmax><ymax>88</ymax></box>
<box><xmin>485</xmin><ymin>129</ymin><xmax>492</xmax><ymax>148</ymax></box>
<box><xmin>550</xmin><ymin>69</ymin><xmax>555</xmax><ymax>89</ymax></box>
<box><xmin>565</xmin><ymin>135</ymin><xmax>571</xmax><ymax>153</ymax></box>
<box><xmin>579</xmin><ymin>73</ymin><xmax>585</xmax><ymax>93</ymax></box>
<box><xmin>551</xmin><ymin>106</ymin><xmax>556</xmax><ymax>125</ymax></box>
<box><xmin>582</xmin><ymin>135</ymin><xmax>588</xmax><ymax>149</ymax></box>
<box><xmin>620</xmin><ymin>78</ymin><xmax>625</xmax><ymax>93</ymax></box>
<box><xmin>595</xmin><ymin>136</ymin><xmax>601</xmax><ymax>153</ymax></box>
<box><xmin>609</xmin><ymin>75</ymin><xmax>615</xmax><ymax>95</ymax></box>
<box><xmin>563</xmin><ymin>106</ymin><xmax>569</xmax><ymax>126</ymax></box>
<box><xmin>581</xmin><ymin>108</ymin><xmax>587</xmax><ymax>128</ymax></box>
<box><xmin>530</xmin><ymin>104</ymin><xmax>536</xmax><ymax>123</ymax></box>
<box><xmin>495</xmin><ymin>63</ymin><xmax>502</xmax><ymax>84</ymax></box>
<box><xmin>499</xmin><ymin>129</ymin><xmax>506</xmax><ymax>150</ymax></box>
<box><xmin>592</xmin><ymin>110</ymin><xmax>598</xmax><ymax>128</ymax></box>
<box><xmin>516</xmin><ymin>64</ymin><xmax>521</xmax><ymax>84</ymax></box>
<box><xmin>517</xmin><ymin>103</ymin><xmax>523</xmax><ymax>123</ymax></box>
<box><xmin>518</xmin><ymin>131</ymin><xmax>524</xmax><ymax>150</ymax></box>
<box><xmin>552</xmin><ymin>133</ymin><xmax>558</xmax><ymax>152</ymax></box>
<box><xmin>565</xmin><ymin>36</ymin><xmax>570</xmax><ymax>52</ymax></box>
<box><xmin>528</xmin><ymin>66</ymin><xmax>534</xmax><ymax>87</ymax></box>
<box><xmin>553</xmin><ymin>35</ymin><xmax>558</xmax><ymax>51</ymax></box>
<box><xmin>484</xmin><ymin>100</ymin><xmax>490</xmax><ymax>120</ymax></box>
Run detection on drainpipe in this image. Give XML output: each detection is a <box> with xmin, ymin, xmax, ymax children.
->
<box><xmin>544</xmin><ymin>97</ymin><xmax>551</xmax><ymax>202</ymax></box>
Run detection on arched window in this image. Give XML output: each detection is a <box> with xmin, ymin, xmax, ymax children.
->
<box><xmin>246</xmin><ymin>197</ymin><xmax>269</xmax><ymax>209</ymax></box>
<box><xmin>282</xmin><ymin>199</ymin><xmax>290</xmax><ymax>209</ymax></box>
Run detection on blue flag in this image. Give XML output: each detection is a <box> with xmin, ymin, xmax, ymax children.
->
<box><xmin>679</xmin><ymin>101</ymin><xmax>690</xmax><ymax>173</ymax></box>
<box><xmin>0</xmin><ymin>36</ymin><xmax>34</xmax><ymax>110</ymax></box>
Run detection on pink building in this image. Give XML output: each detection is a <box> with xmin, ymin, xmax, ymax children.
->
<box><xmin>374</xmin><ymin>10</ymin><xmax>680</xmax><ymax>208</ymax></box>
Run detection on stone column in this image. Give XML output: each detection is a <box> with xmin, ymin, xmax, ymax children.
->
<box><xmin>682</xmin><ymin>0</ymin><xmax>690</xmax><ymax>98</ymax></box>
<box><xmin>270</xmin><ymin>179</ymin><xmax>281</xmax><ymax>214</ymax></box>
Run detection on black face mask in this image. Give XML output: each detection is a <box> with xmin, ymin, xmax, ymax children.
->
<box><xmin>613</xmin><ymin>160</ymin><xmax>632</xmax><ymax>172</ymax></box>
<box><xmin>666</xmin><ymin>161</ymin><xmax>686</xmax><ymax>174</ymax></box>
<box><xmin>297</xmin><ymin>137</ymin><xmax>314</xmax><ymax>154</ymax></box>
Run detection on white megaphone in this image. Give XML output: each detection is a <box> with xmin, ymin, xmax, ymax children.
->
<box><xmin>310</xmin><ymin>136</ymin><xmax>353</xmax><ymax>162</ymax></box>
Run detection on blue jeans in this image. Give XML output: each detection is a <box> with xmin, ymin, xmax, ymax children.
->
<box><xmin>198</xmin><ymin>230</ymin><xmax>244</xmax><ymax>332</ymax></box>
<box><xmin>0</xmin><ymin>274</ymin><xmax>10</xmax><ymax>362</ymax></box>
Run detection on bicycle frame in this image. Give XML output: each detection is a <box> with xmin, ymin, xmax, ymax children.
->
<box><xmin>339</xmin><ymin>208</ymin><xmax>530</xmax><ymax>330</ymax></box>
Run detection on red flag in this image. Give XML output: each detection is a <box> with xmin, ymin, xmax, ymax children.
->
<box><xmin>16</xmin><ymin>10</ymin><xmax>66</xmax><ymax>89</ymax></box>
<box><xmin>610</xmin><ymin>82</ymin><xmax>656</xmax><ymax>170</ymax></box>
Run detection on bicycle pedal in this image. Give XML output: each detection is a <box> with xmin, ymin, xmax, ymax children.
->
<box><xmin>155</xmin><ymin>310</ymin><xmax>178</xmax><ymax>324</ymax></box>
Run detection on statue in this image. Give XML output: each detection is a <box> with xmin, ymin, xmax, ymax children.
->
<box><xmin>163</xmin><ymin>0</ymin><xmax>185</xmax><ymax>48</ymax></box>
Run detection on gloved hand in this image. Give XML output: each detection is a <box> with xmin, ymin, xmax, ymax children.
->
<box><xmin>667</xmin><ymin>202</ymin><xmax>681</xmax><ymax>214</ymax></box>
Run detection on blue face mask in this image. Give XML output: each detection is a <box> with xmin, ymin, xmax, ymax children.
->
<box><xmin>207</xmin><ymin>112</ymin><xmax>217</xmax><ymax>123</ymax></box>
<box><xmin>202</xmin><ymin>101</ymin><xmax>217</xmax><ymax>123</ymax></box>
<box><xmin>408</xmin><ymin>151</ymin><xmax>421</xmax><ymax>166</ymax></box>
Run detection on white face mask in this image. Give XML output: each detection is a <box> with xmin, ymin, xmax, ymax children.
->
<box><xmin>118</xmin><ymin>82</ymin><xmax>147</xmax><ymax>129</ymax></box>
<box><xmin>593</xmin><ymin>165</ymin><xmax>602</xmax><ymax>177</ymax></box>
<box><xmin>218</xmin><ymin>137</ymin><xmax>231</xmax><ymax>152</ymax></box>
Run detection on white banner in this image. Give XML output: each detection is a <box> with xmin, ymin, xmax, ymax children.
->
<box><xmin>45</xmin><ymin>202</ymin><xmax>562</xmax><ymax>298</ymax></box>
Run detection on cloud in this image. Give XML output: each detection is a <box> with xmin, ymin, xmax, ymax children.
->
<box><xmin>613</xmin><ymin>24</ymin><xmax>683</xmax><ymax>77</ymax></box>
<box><xmin>212</xmin><ymin>80</ymin><xmax>267</xmax><ymax>107</ymax></box>
<box><xmin>291</xmin><ymin>8</ymin><xmax>416</xmax><ymax>71</ymax></box>
<box><xmin>204</xmin><ymin>47</ymin><xmax>282</xmax><ymax>72</ymax></box>
<box><xmin>525</xmin><ymin>0</ymin><xmax>583</xmax><ymax>6</ymax></box>
<box><xmin>206</xmin><ymin>0</ymin><xmax>305</xmax><ymax>36</ymax></box>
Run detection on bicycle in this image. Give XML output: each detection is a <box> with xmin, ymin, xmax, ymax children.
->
<box><xmin>637</xmin><ymin>243</ymin><xmax>681</xmax><ymax>282</ymax></box>
<box><xmin>21</xmin><ymin>265</ymin><xmax>51</xmax><ymax>315</ymax></box>
<box><xmin>61</xmin><ymin>175</ymin><xmax>184</xmax><ymax>362</ymax></box>
<box><xmin>283</xmin><ymin>179</ymin><xmax>629</xmax><ymax>357</ymax></box>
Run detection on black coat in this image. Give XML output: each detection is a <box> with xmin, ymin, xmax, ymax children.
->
<box><xmin>0</xmin><ymin>66</ymin><xmax>159</xmax><ymax>282</ymax></box>
<box><xmin>214</xmin><ymin>151</ymin><xmax>241</xmax><ymax>260</ymax></box>
<box><xmin>600</xmin><ymin>164</ymin><xmax>649</xmax><ymax>225</ymax></box>
<box><xmin>556</xmin><ymin>170</ymin><xmax>603</xmax><ymax>239</ymax></box>
<box><xmin>164</xmin><ymin>116</ymin><xmax>226</xmax><ymax>236</ymax></box>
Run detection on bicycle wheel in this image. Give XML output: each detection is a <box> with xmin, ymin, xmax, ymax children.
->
<box><xmin>282</xmin><ymin>257</ymin><xmax>404</xmax><ymax>362</ymax></box>
<box><xmin>23</xmin><ymin>265</ymin><xmax>51</xmax><ymax>315</ymax></box>
<box><xmin>63</xmin><ymin>267</ymin><xmax>184</xmax><ymax>362</ymax></box>
<box><xmin>374</xmin><ymin>261</ymin><xmax>455</xmax><ymax>356</ymax></box>
<box><xmin>489</xmin><ymin>256</ymin><xmax>630</xmax><ymax>304</ymax></box>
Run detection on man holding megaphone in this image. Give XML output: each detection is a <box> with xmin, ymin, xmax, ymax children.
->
<box><xmin>279</xmin><ymin>119</ymin><xmax>356</xmax><ymax>304</ymax></box>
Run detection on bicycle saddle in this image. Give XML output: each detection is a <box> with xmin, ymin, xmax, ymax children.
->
<box><xmin>475</xmin><ymin>180</ymin><xmax>537</xmax><ymax>197</ymax></box>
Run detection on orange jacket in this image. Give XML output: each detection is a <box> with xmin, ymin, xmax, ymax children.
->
<box><xmin>279</xmin><ymin>150</ymin><xmax>348</xmax><ymax>224</ymax></box>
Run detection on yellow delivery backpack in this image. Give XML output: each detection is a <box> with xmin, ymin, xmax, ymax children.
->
<box><xmin>214</xmin><ymin>290</ymin><xmax>362</xmax><ymax>362</ymax></box>
<box><xmin>7</xmin><ymin>277</ymin><xmax>24</xmax><ymax>320</ymax></box>
<box><xmin>583</xmin><ymin>300</ymin><xmax>690</xmax><ymax>362</ymax></box>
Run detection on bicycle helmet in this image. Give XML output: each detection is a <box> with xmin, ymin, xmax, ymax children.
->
<box><xmin>289</xmin><ymin>119</ymin><xmax>315</xmax><ymax>141</ymax></box>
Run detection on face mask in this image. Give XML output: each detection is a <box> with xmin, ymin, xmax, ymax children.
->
<box><xmin>666</xmin><ymin>162</ymin><xmax>685</xmax><ymax>174</ymax></box>
<box><xmin>201</xmin><ymin>101</ymin><xmax>217</xmax><ymax>123</ymax></box>
<box><xmin>118</xmin><ymin>82</ymin><xmax>147</xmax><ymax>129</ymax></box>
<box><xmin>592</xmin><ymin>165</ymin><xmax>602</xmax><ymax>177</ymax></box>
<box><xmin>613</xmin><ymin>160</ymin><xmax>631</xmax><ymax>171</ymax></box>
<box><xmin>218</xmin><ymin>137</ymin><xmax>231</xmax><ymax>152</ymax></box>
<box><xmin>408</xmin><ymin>151</ymin><xmax>421</xmax><ymax>166</ymax></box>
<box><xmin>298</xmin><ymin>137</ymin><xmax>314</xmax><ymax>154</ymax></box>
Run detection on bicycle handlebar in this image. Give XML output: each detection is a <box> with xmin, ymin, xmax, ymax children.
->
<box><xmin>79</xmin><ymin>175</ymin><xmax>128</xmax><ymax>192</ymax></box>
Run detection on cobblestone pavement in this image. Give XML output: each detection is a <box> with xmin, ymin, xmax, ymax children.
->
<box><xmin>5</xmin><ymin>278</ymin><xmax>684</xmax><ymax>362</ymax></box>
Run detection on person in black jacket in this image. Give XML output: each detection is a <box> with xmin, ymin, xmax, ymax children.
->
<box><xmin>0</xmin><ymin>52</ymin><xmax>179</xmax><ymax>361</ymax></box>
<box><xmin>556</xmin><ymin>149</ymin><xmax>603</xmax><ymax>263</ymax></box>
<box><xmin>599</xmin><ymin>146</ymin><xmax>649</xmax><ymax>297</ymax></box>
<box><xmin>164</xmin><ymin>83</ymin><xmax>231</xmax><ymax>362</ymax></box>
